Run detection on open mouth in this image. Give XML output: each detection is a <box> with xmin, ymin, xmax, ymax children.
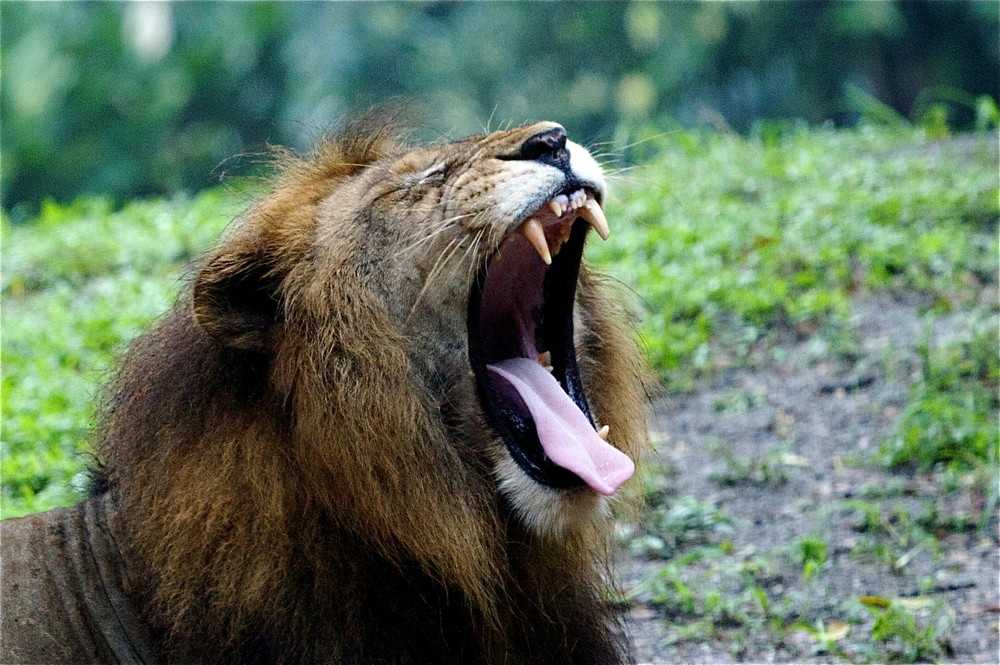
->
<box><xmin>468</xmin><ymin>187</ymin><xmax>634</xmax><ymax>496</ymax></box>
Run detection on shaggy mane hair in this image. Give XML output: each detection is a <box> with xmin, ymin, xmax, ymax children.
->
<box><xmin>93</xmin><ymin>112</ymin><xmax>651</xmax><ymax>664</ymax></box>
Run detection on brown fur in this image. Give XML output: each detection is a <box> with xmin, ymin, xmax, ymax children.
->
<box><xmin>88</xmin><ymin>112</ymin><xmax>651</xmax><ymax>664</ymax></box>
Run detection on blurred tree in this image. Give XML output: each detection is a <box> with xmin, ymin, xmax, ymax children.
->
<box><xmin>1</xmin><ymin>3</ymin><xmax>296</xmax><ymax>213</ymax></box>
<box><xmin>1</xmin><ymin>1</ymin><xmax>996</xmax><ymax>214</ymax></box>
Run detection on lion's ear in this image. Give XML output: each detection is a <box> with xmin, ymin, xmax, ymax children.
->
<box><xmin>193</xmin><ymin>252</ymin><xmax>283</xmax><ymax>352</ymax></box>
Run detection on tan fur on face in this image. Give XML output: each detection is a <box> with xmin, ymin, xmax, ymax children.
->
<box><xmin>95</xmin><ymin>111</ymin><xmax>651</xmax><ymax>662</ymax></box>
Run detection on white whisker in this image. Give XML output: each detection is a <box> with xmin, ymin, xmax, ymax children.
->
<box><xmin>395</xmin><ymin>212</ymin><xmax>479</xmax><ymax>257</ymax></box>
<box><xmin>408</xmin><ymin>235</ymin><xmax>466</xmax><ymax>316</ymax></box>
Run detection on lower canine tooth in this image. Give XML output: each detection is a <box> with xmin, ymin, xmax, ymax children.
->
<box><xmin>597</xmin><ymin>425</ymin><xmax>610</xmax><ymax>440</ymax></box>
<box><xmin>519</xmin><ymin>217</ymin><xmax>552</xmax><ymax>265</ymax></box>
<box><xmin>560</xmin><ymin>220</ymin><xmax>573</xmax><ymax>242</ymax></box>
<box><xmin>579</xmin><ymin>199</ymin><xmax>610</xmax><ymax>240</ymax></box>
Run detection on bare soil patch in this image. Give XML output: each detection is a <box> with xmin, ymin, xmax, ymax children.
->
<box><xmin>623</xmin><ymin>292</ymin><xmax>999</xmax><ymax>663</ymax></box>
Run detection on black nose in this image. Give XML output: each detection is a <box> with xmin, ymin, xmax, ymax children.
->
<box><xmin>519</xmin><ymin>126</ymin><xmax>568</xmax><ymax>162</ymax></box>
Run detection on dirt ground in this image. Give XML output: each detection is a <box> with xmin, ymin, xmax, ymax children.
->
<box><xmin>622</xmin><ymin>292</ymin><xmax>999</xmax><ymax>664</ymax></box>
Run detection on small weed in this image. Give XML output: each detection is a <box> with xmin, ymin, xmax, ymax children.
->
<box><xmin>646</xmin><ymin>562</ymin><xmax>700</xmax><ymax>617</ymax></box>
<box><xmin>796</xmin><ymin>537</ymin><xmax>829</xmax><ymax>581</ymax></box>
<box><xmin>859</xmin><ymin>478</ymin><xmax>913</xmax><ymax>500</ymax></box>
<box><xmin>628</xmin><ymin>495</ymin><xmax>732</xmax><ymax>559</ymax></box>
<box><xmin>842</xmin><ymin>500</ymin><xmax>938</xmax><ymax>565</ymax></box>
<box><xmin>712</xmin><ymin>389</ymin><xmax>765</xmax><ymax>413</ymax></box>
<box><xmin>637</xmin><ymin>463</ymin><xmax>676</xmax><ymax>509</ymax></box>
<box><xmin>710</xmin><ymin>446</ymin><xmax>791</xmax><ymax>487</ymax></box>
<box><xmin>877</xmin><ymin>320</ymin><xmax>999</xmax><ymax>473</ymax></box>
<box><xmin>860</xmin><ymin>596</ymin><xmax>955</xmax><ymax>663</ymax></box>
<box><xmin>916</xmin><ymin>500</ymin><xmax>979</xmax><ymax>537</ymax></box>
<box><xmin>849</xmin><ymin>541</ymin><xmax>896</xmax><ymax>567</ymax></box>
<box><xmin>844</xmin><ymin>499</ymin><xmax>889</xmax><ymax>534</ymax></box>
<box><xmin>799</xmin><ymin>619</ymin><xmax>852</xmax><ymax>659</ymax></box>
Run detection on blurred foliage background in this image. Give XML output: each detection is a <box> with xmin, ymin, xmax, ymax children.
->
<box><xmin>2</xmin><ymin>0</ymin><xmax>997</xmax><ymax>216</ymax></box>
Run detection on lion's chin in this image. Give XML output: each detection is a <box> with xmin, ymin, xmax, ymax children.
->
<box><xmin>495</xmin><ymin>455</ymin><xmax>611</xmax><ymax>538</ymax></box>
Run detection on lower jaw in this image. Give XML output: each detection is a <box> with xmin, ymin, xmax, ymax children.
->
<box><xmin>494</xmin><ymin>454</ymin><xmax>608</xmax><ymax>537</ymax></box>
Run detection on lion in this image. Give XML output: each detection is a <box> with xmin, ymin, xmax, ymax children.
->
<box><xmin>1</xmin><ymin>112</ymin><xmax>651</xmax><ymax>665</ymax></box>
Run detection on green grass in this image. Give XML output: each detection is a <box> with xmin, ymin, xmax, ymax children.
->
<box><xmin>877</xmin><ymin>319</ymin><xmax>999</xmax><ymax>473</ymax></box>
<box><xmin>592</xmin><ymin>124</ymin><xmax>997</xmax><ymax>388</ymax></box>
<box><xmin>2</xmin><ymin>125</ymin><xmax>997</xmax><ymax>517</ymax></box>
<box><xmin>2</xmin><ymin>190</ymin><xmax>240</xmax><ymax>516</ymax></box>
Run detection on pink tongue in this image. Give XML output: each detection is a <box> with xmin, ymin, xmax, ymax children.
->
<box><xmin>486</xmin><ymin>358</ymin><xmax>635</xmax><ymax>496</ymax></box>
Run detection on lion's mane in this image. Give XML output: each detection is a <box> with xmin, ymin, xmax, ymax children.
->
<box><xmin>92</xmin><ymin>113</ymin><xmax>651</xmax><ymax>664</ymax></box>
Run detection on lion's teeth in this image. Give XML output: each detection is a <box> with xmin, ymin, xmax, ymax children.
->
<box><xmin>569</xmin><ymin>189</ymin><xmax>586</xmax><ymax>210</ymax></box>
<box><xmin>597</xmin><ymin>425</ymin><xmax>610</xmax><ymax>440</ymax></box>
<box><xmin>549</xmin><ymin>194</ymin><xmax>570</xmax><ymax>218</ymax></box>
<box><xmin>560</xmin><ymin>219</ymin><xmax>573</xmax><ymax>242</ymax></box>
<box><xmin>519</xmin><ymin>217</ymin><xmax>552</xmax><ymax>265</ymax></box>
<box><xmin>579</xmin><ymin>199</ymin><xmax>610</xmax><ymax>240</ymax></box>
<box><xmin>537</xmin><ymin>351</ymin><xmax>551</xmax><ymax>366</ymax></box>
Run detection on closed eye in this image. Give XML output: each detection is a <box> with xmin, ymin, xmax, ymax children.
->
<box><xmin>418</xmin><ymin>161</ymin><xmax>448</xmax><ymax>181</ymax></box>
<box><xmin>399</xmin><ymin>162</ymin><xmax>449</xmax><ymax>190</ymax></box>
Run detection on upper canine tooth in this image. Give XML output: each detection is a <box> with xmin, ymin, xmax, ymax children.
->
<box><xmin>519</xmin><ymin>217</ymin><xmax>552</xmax><ymax>265</ymax></box>
<box><xmin>579</xmin><ymin>199</ymin><xmax>610</xmax><ymax>240</ymax></box>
